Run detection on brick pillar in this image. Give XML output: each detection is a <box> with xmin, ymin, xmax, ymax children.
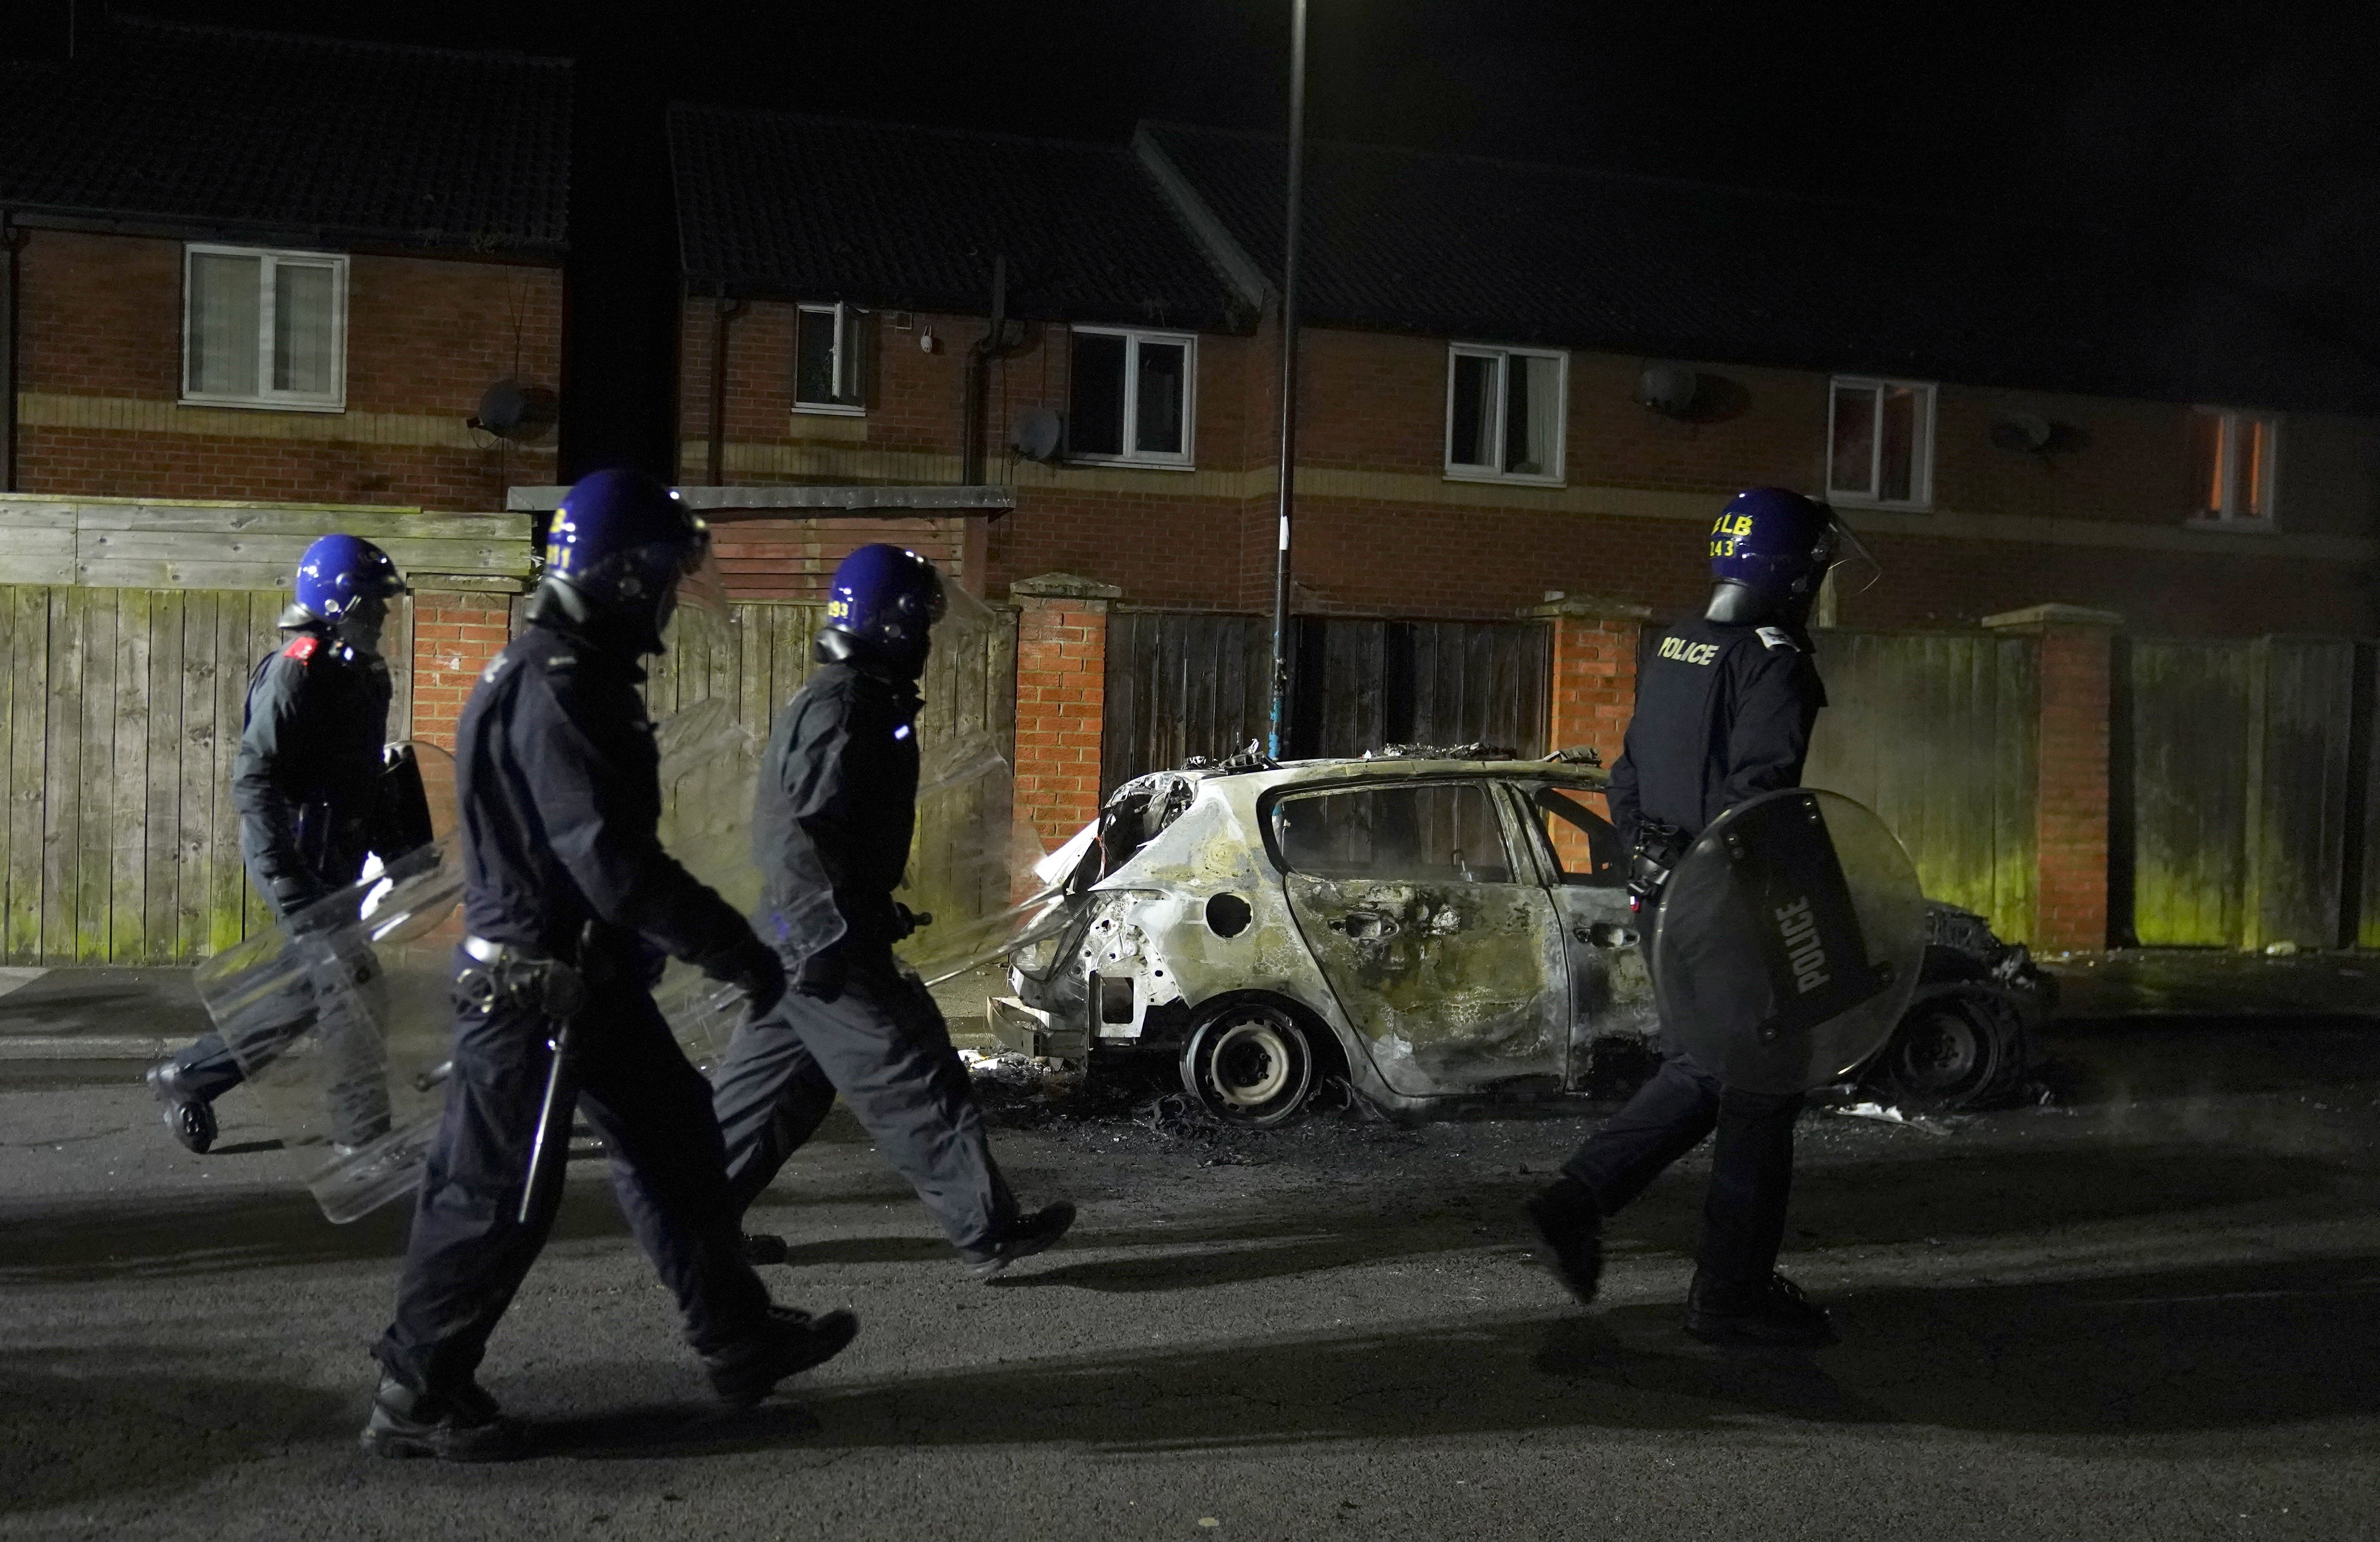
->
<box><xmin>1528</xmin><ymin>594</ymin><xmax>1652</xmax><ymax>764</ymax></box>
<box><xmin>408</xmin><ymin>585</ymin><xmax>518</xmax><ymax>752</ymax></box>
<box><xmin>1986</xmin><ymin>603</ymin><xmax>2123</xmax><ymax>953</ymax></box>
<box><xmin>1011</xmin><ymin>573</ymin><xmax>1120</xmax><ymax>851</ymax></box>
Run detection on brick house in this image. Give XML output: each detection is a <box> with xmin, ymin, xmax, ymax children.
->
<box><xmin>0</xmin><ymin>18</ymin><xmax>570</xmax><ymax>510</ymax></box>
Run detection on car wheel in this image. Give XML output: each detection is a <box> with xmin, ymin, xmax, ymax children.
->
<box><xmin>1179</xmin><ymin>1002</ymin><xmax>1318</xmax><ymax>1127</ymax></box>
<box><xmin>1869</xmin><ymin>986</ymin><xmax>2027</xmax><ymax>1112</ymax></box>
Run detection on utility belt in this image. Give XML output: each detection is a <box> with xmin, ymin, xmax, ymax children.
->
<box><xmin>457</xmin><ymin>935</ymin><xmax>587</xmax><ymax>1018</ymax></box>
<box><xmin>1627</xmin><ymin>818</ymin><xmax>1693</xmax><ymax>914</ymax></box>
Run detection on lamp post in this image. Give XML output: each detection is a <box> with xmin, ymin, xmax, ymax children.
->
<box><xmin>1265</xmin><ymin>0</ymin><xmax>1309</xmax><ymax>759</ymax></box>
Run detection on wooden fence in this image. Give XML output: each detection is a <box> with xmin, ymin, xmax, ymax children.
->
<box><xmin>1101</xmin><ymin>611</ymin><xmax>1550</xmax><ymax>796</ymax></box>
<box><xmin>2119</xmin><ymin>637</ymin><xmax>2377</xmax><ymax>949</ymax></box>
<box><xmin>1801</xmin><ymin>629</ymin><xmax>2042</xmax><ymax>943</ymax></box>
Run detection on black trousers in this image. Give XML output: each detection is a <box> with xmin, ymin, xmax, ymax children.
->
<box><xmin>375</xmin><ymin>960</ymin><xmax>771</xmax><ymax>1396</ymax></box>
<box><xmin>1561</xmin><ymin>1048</ymin><xmax>1804</xmax><ymax>1294</ymax></box>
<box><xmin>710</xmin><ymin>952</ymin><xmax>1015</xmax><ymax>1252</ymax></box>
<box><xmin>173</xmin><ymin>931</ymin><xmax>390</xmax><ymax>1147</ymax></box>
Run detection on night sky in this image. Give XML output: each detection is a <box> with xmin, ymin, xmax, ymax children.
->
<box><xmin>9</xmin><ymin>1</ymin><xmax>2377</xmax><ymax>474</ymax></box>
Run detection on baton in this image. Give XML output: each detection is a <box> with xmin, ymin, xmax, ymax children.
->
<box><xmin>517</xmin><ymin>922</ymin><xmax>594</xmax><ymax>1225</ymax></box>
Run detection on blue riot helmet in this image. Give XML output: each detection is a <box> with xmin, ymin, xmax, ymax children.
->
<box><xmin>538</xmin><ymin>468</ymin><xmax>714</xmax><ymax>654</ymax></box>
<box><xmin>287</xmin><ymin>534</ymin><xmax>407</xmax><ymax>651</ymax></box>
<box><xmin>1708</xmin><ymin>488</ymin><xmax>1838</xmax><ymax>602</ymax></box>
<box><xmin>819</xmin><ymin>543</ymin><xmax>945</xmax><ymax>679</ymax></box>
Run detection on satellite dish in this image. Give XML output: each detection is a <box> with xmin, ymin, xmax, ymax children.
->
<box><xmin>1011</xmin><ymin>407</ymin><xmax>1064</xmax><ymax>462</ymax></box>
<box><xmin>1634</xmin><ymin>363</ymin><xmax>1702</xmax><ymax>417</ymax></box>
<box><xmin>469</xmin><ymin>379</ymin><xmax>559</xmax><ymax>443</ymax></box>
<box><xmin>1991</xmin><ymin>411</ymin><xmax>2054</xmax><ymax>453</ymax></box>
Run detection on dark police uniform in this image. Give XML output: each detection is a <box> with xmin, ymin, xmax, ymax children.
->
<box><xmin>375</xmin><ymin>618</ymin><xmax>773</xmax><ymax>1397</ymax></box>
<box><xmin>1564</xmin><ymin>614</ymin><xmax>1827</xmax><ymax>1296</ymax></box>
<box><xmin>164</xmin><ymin>626</ymin><xmax>394</xmax><ymax>1141</ymax></box>
<box><xmin>709</xmin><ymin>659</ymin><xmax>1018</xmax><ymax>1251</ymax></box>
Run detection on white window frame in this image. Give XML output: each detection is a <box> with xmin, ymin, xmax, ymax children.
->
<box><xmin>1826</xmin><ymin>374</ymin><xmax>1936</xmax><ymax>511</ymax></box>
<box><xmin>792</xmin><ymin>302</ymin><xmax>869</xmax><ymax>416</ymax></box>
<box><xmin>1066</xmin><ymin>325</ymin><xmax>1198</xmax><ymax>469</ymax></box>
<box><xmin>179</xmin><ymin>243</ymin><xmax>348</xmax><ymax>412</ymax></box>
<box><xmin>2186</xmin><ymin>407</ymin><xmax>2281</xmax><ymax>529</ymax></box>
<box><xmin>1443</xmin><ymin>343</ymin><xmax>1567</xmax><ymax>486</ymax></box>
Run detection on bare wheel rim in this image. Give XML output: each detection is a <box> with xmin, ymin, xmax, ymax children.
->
<box><xmin>1210</xmin><ymin>1018</ymin><xmax>1296</xmax><ymax>1107</ymax></box>
<box><xmin>1893</xmin><ymin>1001</ymin><xmax>1986</xmax><ymax>1093</ymax></box>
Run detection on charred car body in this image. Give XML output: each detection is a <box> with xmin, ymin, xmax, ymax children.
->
<box><xmin>992</xmin><ymin>756</ymin><xmax>2052</xmax><ymax>1123</ymax></box>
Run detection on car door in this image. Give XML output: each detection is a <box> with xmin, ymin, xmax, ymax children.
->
<box><xmin>1271</xmin><ymin>778</ymin><xmax>1568</xmax><ymax>1096</ymax></box>
<box><xmin>1512</xmin><ymin>779</ymin><xmax>1658</xmax><ymax>1086</ymax></box>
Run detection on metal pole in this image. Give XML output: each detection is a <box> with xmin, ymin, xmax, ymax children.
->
<box><xmin>1266</xmin><ymin>0</ymin><xmax>1308</xmax><ymax>759</ymax></box>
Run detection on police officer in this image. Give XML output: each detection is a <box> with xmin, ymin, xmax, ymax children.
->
<box><xmin>147</xmin><ymin>535</ymin><xmax>410</xmax><ymax>1154</ymax></box>
<box><xmin>364</xmin><ymin>470</ymin><xmax>855</xmax><ymax>1461</ymax></box>
<box><xmin>1528</xmin><ymin>487</ymin><xmax>1840</xmax><ymax>1348</ymax></box>
<box><xmin>710</xmin><ymin>544</ymin><xmax>1074</xmax><ymax>1280</ymax></box>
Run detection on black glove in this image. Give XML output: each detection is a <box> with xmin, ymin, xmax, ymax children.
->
<box><xmin>793</xmin><ymin>944</ymin><xmax>847</xmax><ymax>1003</ymax></box>
<box><xmin>699</xmin><ymin>934</ymin><xmax>786</xmax><ymax>1020</ymax></box>
<box><xmin>890</xmin><ymin>902</ymin><xmax>932</xmax><ymax>941</ymax></box>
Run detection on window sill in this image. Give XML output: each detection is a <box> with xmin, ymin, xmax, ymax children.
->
<box><xmin>1443</xmin><ymin>468</ymin><xmax>1566</xmax><ymax>488</ymax></box>
<box><xmin>2182</xmin><ymin>515</ymin><xmax>2279</xmax><ymax>535</ymax></box>
<box><xmin>1828</xmin><ymin>494</ymin><xmax>1933</xmax><ymax>513</ymax></box>
<box><xmin>177</xmin><ymin>395</ymin><xmax>346</xmax><ymax>415</ymax></box>
<box><xmin>1065</xmin><ymin>455</ymin><xmax>1197</xmax><ymax>472</ymax></box>
<box><xmin>791</xmin><ymin>402</ymin><xmax>867</xmax><ymax>418</ymax></box>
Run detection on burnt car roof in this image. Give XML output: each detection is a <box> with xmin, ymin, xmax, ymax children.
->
<box><xmin>1107</xmin><ymin>756</ymin><xmax>1609</xmax><ymax>805</ymax></box>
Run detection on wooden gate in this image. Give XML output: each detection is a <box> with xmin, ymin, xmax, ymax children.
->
<box><xmin>1101</xmin><ymin>612</ymin><xmax>1551</xmax><ymax>796</ymax></box>
<box><xmin>1800</xmin><ymin>629</ymin><xmax>2041</xmax><ymax>944</ymax></box>
<box><xmin>2121</xmin><ymin>637</ymin><xmax>2377</xmax><ymax>949</ymax></box>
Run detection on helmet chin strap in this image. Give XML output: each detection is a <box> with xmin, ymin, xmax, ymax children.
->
<box><xmin>527</xmin><ymin>576</ymin><xmax>671</xmax><ymax>656</ymax></box>
<box><xmin>1704</xmin><ymin>578</ymin><xmax>1817</xmax><ymax>629</ymax></box>
<box><xmin>813</xmin><ymin>627</ymin><xmax>928</xmax><ymax>683</ymax></box>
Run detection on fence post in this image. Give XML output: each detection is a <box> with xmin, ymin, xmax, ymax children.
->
<box><xmin>1011</xmin><ymin>573</ymin><xmax>1121</xmax><ymax>852</ymax></box>
<box><xmin>1526</xmin><ymin>595</ymin><xmax>1652</xmax><ymax>765</ymax></box>
<box><xmin>1985</xmin><ymin>603</ymin><xmax>2123</xmax><ymax>953</ymax></box>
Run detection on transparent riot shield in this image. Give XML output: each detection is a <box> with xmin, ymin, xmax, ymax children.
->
<box><xmin>192</xmin><ymin>741</ymin><xmax>467</xmax><ymax>1223</ymax></box>
<box><xmin>1649</xmin><ymin>787</ymin><xmax>1927</xmax><ymax>1095</ymax></box>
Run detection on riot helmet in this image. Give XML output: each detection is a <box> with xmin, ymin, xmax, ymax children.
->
<box><xmin>286</xmin><ymin>534</ymin><xmax>408</xmax><ymax>654</ymax></box>
<box><xmin>1705</xmin><ymin>488</ymin><xmax>1853</xmax><ymax>626</ymax></box>
<box><xmin>535</xmin><ymin>469</ymin><xmax>714</xmax><ymax>655</ymax></box>
<box><xmin>817</xmin><ymin>543</ymin><xmax>945</xmax><ymax>680</ymax></box>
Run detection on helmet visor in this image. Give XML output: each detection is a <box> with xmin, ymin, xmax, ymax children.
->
<box><xmin>1824</xmin><ymin>511</ymin><xmax>1883</xmax><ymax>598</ymax></box>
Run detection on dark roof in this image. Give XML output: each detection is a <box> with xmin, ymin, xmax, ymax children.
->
<box><xmin>670</xmin><ymin>106</ymin><xmax>1247</xmax><ymax>331</ymax></box>
<box><xmin>0</xmin><ymin>19</ymin><xmax>570</xmax><ymax>258</ymax></box>
<box><xmin>1143</xmin><ymin>122</ymin><xmax>2380</xmax><ymax>415</ymax></box>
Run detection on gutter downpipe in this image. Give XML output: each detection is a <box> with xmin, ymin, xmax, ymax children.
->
<box><xmin>962</xmin><ymin>254</ymin><xmax>1025</xmax><ymax>486</ymax></box>
<box><xmin>1265</xmin><ymin>0</ymin><xmax>1308</xmax><ymax>759</ymax></box>
<box><xmin>2</xmin><ymin>212</ymin><xmax>22</xmax><ymax>493</ymax></box>
<box><xmin>706</xmin><ymin>290</ymin><xmax>746</xmax><ymax>487</ymax></box>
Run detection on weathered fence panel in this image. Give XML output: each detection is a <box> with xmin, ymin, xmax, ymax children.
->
<box><xmin>1101</xmin><ymin>612</ymin><xmax>1551</xmax><ymax>796</ymax></box>
<box><xmin>0</xmin><ymin>585</ymin><xmax>306</xmax><ymax>964</ymax></box>
<box><xmin>1802</xmin><ymin>629</ymin><xmax>2040</xmax><ymax>944</ymax></box>
<box><xmin>2128</xmin><ymin>636</ymin><xmax>2374</xmax><ymax>949</ymax></box>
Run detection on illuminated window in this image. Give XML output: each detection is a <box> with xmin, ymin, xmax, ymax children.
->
<box><xmin>2188</xmin><ymin>408</ymin><xmax>2278</xmax><ymax>525</ymax></box>
<box><xmin>1446</xmin><ymin>344</ymin><xmax>1566</xmax><ymax>483</ymax></box>
<box><xmin>1827</xmin><ymin>376</ymin><xmax>1933</xmax><ymax>508</ymax></box>
<box><xmin>793</xmin><ymin>302</ymin><xmax>870</xmax><ymax>413</ymax></box>
<box><xmin>1068</xmin><ymin>326</ymin><xmax>1195</xmax><ymax>466</ymax></box>
<box><xmin>182</xmin><ymin>245</ymin><xmax>346</xmax><ymax>411</ymax></box>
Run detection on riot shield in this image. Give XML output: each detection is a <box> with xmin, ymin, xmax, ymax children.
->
<box><xmin>1649</xmin><ymin>787</ymin><xmax>1926</xmax><ymax>1095</ymax></box>
<box><xmin>193</xmin><ymin>741</ymin><xmax>467</xmax><ymax>1223</ymax></box>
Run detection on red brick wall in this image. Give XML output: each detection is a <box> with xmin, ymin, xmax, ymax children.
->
<box><xmin>1995</xmin><ymin>612</ymin><xmax>2118</xmax><ymax>953</ymax></box>
<box><xmin>1011</xmin><ymin>587</ymin><xmax>1112</xmax><ymax>848</ymax></box>
<box><xmin>408</xmin><ymin>591</ymin><xmax>515</xmax><ymax>751</ymax></box>
<box><xmin>14</xmin><ymin>229</ymin><xmax>560</xmax><ymax>510</ymax></box>
<box><xmin>1542</xmin><ymin>602</ymin><xmax>1648</xmax><ymax>765</ymax></box>
<box><xmin>711</xmin><ymin>515</ymin><xmax>971</xmax><ymax>602</ymax></box>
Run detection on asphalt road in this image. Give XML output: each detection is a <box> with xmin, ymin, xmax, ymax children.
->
<box><xmin>4</xmin><ymin>1015</ymin><xmax>2378</xmax><ymax>1541</ymax></box>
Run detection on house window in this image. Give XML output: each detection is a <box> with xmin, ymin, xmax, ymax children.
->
<box><xmin>1827</xmin><ymin>376</ymin><xmax>1934</xmax><ymax>508</ymax></box>
<box><xmin>793</xmin><ymin>302</ymin><xmax>870</xmax><ymax>413</ymax></box>
<box><xmin>1067</xmin><ymin>327</ymin><xmax>1195</xmax><ymax>466</ymax></box>
<box><xmin>1445</xmin><ymin>344</ymin><xmax>1565</xmax><ymax>482</ymax></box>
<box><xmin>181</xmin><ymin>245</ymin><xmax>346</xmax><ymax>411</ymax></box>
<box><xmin>2188</xmin><ymin>408</ymin><xmax>2278</xmax><ymax>525</ymax></box>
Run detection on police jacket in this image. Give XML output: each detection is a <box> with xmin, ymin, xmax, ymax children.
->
<box><xmin>232</xmin><ymin>626</ymin><xmax>391</xmax><ymax>913</ymax></box>
<box><xmin>1605</xmin><ymin>616</ymin><xmax>1828</xmax><ymax>845</ymax></box>
<box><xmin>751</xmin><ymin>659</ymin><xmax>922</xmax><ymax>966</ymax></box>
<box><xmin>454</xmin><ymin>618</ymin><xmax>757</xmax><ymax>969</ymax></box>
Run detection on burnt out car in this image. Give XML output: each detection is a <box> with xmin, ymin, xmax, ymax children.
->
<box><xmin>991</xmin><ymin>755</ymin><xmax>2053</xmax><ymax>1125</ymax></box>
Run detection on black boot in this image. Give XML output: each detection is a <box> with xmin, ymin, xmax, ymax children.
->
<box><xmin>1684</xmin><ymin>1271</ymin><xmax>1838</xmax><ymax>1348</ymax></box>
<box><xmin>702</xmin><ymin>1306</ymin><xmax>860</xmax><ymax>1408</ymax></box>
<box><xmin>145</xmin><ymin>1062</ymin><xmax>216</xmax><ymax>1155</ymax></box>
<box><xmin>359</xmin><ymin>1375</ymin><xmax>525</xmax><ymax>1461</ymax></box>
<box><xmin>957</xmin><ymin>1200</ymin><xmax>1076</xmax><ymax>1282</ymax></box>
<box><xmin>1525</xmin><ymin>1177</ymin><xmax>1604</xmax><ymax>1305</ymax></box>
